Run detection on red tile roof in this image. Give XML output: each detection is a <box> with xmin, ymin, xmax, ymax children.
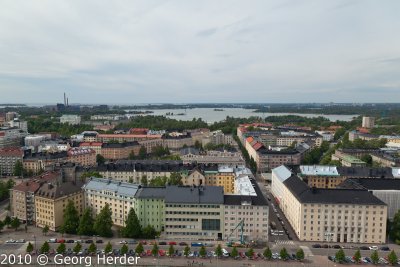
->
<box><xmin>79</xmin><ymin>142</ymin><xmax>103</xmax><ymax>147</ymax></box>
<box><xmin>0</xmin><ymin>147</ymin><xmax>23</xmax><ymax>157</ymax></box>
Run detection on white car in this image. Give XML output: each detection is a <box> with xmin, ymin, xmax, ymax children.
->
<box><xmin>369</xmin><ymin>246</ymin><xmax>378</xmax><ymax>250</ymax></box>
<box><xmin>5</xmin><ymin>239</ymin><xmax>16</xmax><ymax>243</ymax></box>
<box><xmin>119</xmin><ymin>240</ymin><xmax>127</xmax><ymax>244</ymax></box>
<box><xmin>16</xmin><ymin>239</ymin><xmax>25</xmax><ymax>243</ymax></box>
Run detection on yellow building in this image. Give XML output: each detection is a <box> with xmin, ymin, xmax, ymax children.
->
<box><xmin>35</xmin><ymin>181</ymin><xmax>83</xmax><ymax>231</ymax></box>
<box><xmin>204</xmin><ymin>166</ymin><xmax>235</xmax><ymax>194</ymax></box>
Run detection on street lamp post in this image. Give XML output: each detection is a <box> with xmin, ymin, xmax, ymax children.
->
<box><xmin>324</xmin><ymin>232</ymin><xmax>334</xmax><ymax>263</ymax></box>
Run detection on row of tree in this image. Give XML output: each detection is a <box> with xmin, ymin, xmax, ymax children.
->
<box><xmin>121</xmin><ymin>209</ymin><xmax>159</xmax><ymax>239</ymax></box>
<box><xmin>335</xmin><ymin>248</ymin><xmax>397</xmax><ymax>265</ymax></box>
<box><xmin>0</xmin><ymin>179</ymin><xmax>15</xmax><ymax>202</ymax></box>
<box><xmin>0</xmin><ymin>215</ymin><xmax>21</xmax><ymax>232</ymax></box>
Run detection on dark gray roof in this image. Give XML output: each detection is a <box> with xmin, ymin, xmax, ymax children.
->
<box><xmin>337</xmin><ymin>167</ymin><xmax>394</xmax><ymax>178</ymax></box>
<box><xmin>24</xmin><ymin>151</ymin><xmax>68</xmax><ymax>160</ymax></box>
<box><xmin>165</xmin><ymin>185</ymin><xmax>224</xmax><ymax>204</ymax></box>
<box><xmin>224</xmin><ymin>178</ymin><xmax>268</xmax><ymax>206</ymax></box>
<box><xmin>135</xmin><ymin>186</ymin><xmax>166</xmax><ymax>199</ymax></box>
<box><xmin>180</xmin><ymin>147</ymin><xmax>200</xmax><ymax>156</ymax></box>
<box><xmin>258</xmin><ymin>148</ymin><xmax>300</xmax><ymax>155</ymax></box>
<box><xmin>36</xmin><ymin>181</ymin><xmax>83</xmax><ymax>199</ymax></box>
<box><xmin>101</xmin><ymin>141</ymin><xmax>139</xmax><ymax>148</ymax></box>
<box><xmin>283</xmin><ymin>175</ymin><xmax>386</xmax><ymax>205</ymax></box>
<box><xmin>338</xmin><ymin>178</ymin><xmax>400</xmax><ymax>191</ymax></box>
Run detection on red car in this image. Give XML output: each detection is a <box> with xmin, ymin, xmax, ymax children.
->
<box><xmin>57</xmin><ymin>239</ymin><xmax>65</xmax><ymax>243</ymax></box>
<box><xmin>168</xmin><ymin>241</ymin><xmax>177</xmax><ymax>245</ymax></box>
<box><xmin>146</xmin><ymin>250</ymin><xmax>152</xmax><ymax>256</ymax></box>
<box><xmin>158</xmin><ymin>250</ymin><xmax>165</xmax><ymax>257</ymax></box>
<box><xmin>140</xmin><ymin>240</ymin><xmax>147</xmax><ymax>245</ymax></box>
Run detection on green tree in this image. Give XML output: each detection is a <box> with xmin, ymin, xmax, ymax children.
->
<box><xmin>138</xmin><ymin>146</ymin><xmax>147</xmax><ymax>159</ymax></box>
<box><xmin>88</xmin><ymin>243</ymin><xmax>97</xmax><ymax>254</ymax></box>
<box><xmin>390</xmin><ymin>210</ymin><xmax>400</xmax><ymax>244</ymax></box>
<box><xmin>168</xmin><ymin>172</ymin><xmax>183</xmax><ymax>185</ymax></box>
<box><xmin>42</xmin><ymin>225</ymin><xmax>49</xmax><ymax>235</ymax></box>
<box><xmin>120</xmin><ymin>244</ymin><xmax>128</xmax><ymax>255</ymax></box>
<box><xmin>361</xmin><ymin>154</ymin><xmax>373</xmax><ymax>166</ymax></box>
<box><xmin>215</xmin><ymin>244</ymin><xmax>223</xmax><ymax>258</ymax></box>
<box><xmin>184</xmin><ymin>246</ymin><xmax>190</xmax><ymax>257</ymax></box>
<box><xmin>11</xmin><ymin>217</ymin><xmax>21</xmax><ymax>231</ymax></box>
<box><xmin>149</xmin><ymin>176</ymin><xmax>168</xmax><ymax>186</ymax></box>
<box><xmin>40</xmin><ymin>241</ymin><xmax>50</xmax><ymax>254</ymax></box>
<box><xmin>199</xmin><ymin>246</ymin><xmax>206</xmax><ymax>258</ymax></box>
<box><xmin>263</xmin><ymin>247</ymin><xmax>272</xmax><ymax>260</ymax></box>
<box><xmin>280</xmin><ymin>247</ymin><xmax>289</xmax><ymax>261</ymax></box>
<box><xmin>122</xmin><ymin>208</ymin><xmax>142</xmax><ymax>238</ymax></box>
<box><xmin>194</xmin><ymin>140</ymin><xmax>202</xmax><ymax>150</ymax></box>
<box><xmin>26</xmin><ymin>242</ymin><xmax>34</xmax><ymax>253</ymax></box>
<box><xmin>128</xmin><ymin>151</ymin><xmax>135</xmax><ymax>160</ymax></box>
<box><xmin>371</xmin><ymin>250</ymin><xmax>379</xmax><ymax>265</ymax></box>
<box><xmin>3</xmin><ymin>215</ymin><xmax>11</xmax><ymax>228</ymax></box>
<box><xmin>93</xmin><ymin>203</ymin><xmax>113</xmax><ymax>237</ymax></box>
<box><xmin>151</xmin><ymin>243</ymin><xmax>159</xmax><ymax>257</ymax></box>
<box><xmin>13</xmin><ymin>160</ymin><xmax>23</xmax><ymax>176</ymax></box>
<box><xmin>73</xmin><ymin>242</ymin><xmax>82</xmax><ymax>253</ymax></box>
<box><xmin>105</xmin><ymin>242</ymin><xmax>113</xmax><ymax>254</ymax></box>
<box><xmin>388</xmin><ymin>250</ymin><xmax>398</xmax><ymax>265</ymax></box>
<box><xmin>231</xmin><ymin>246</ymin><xmax>238</xmax><ymax>259</ymax></box>
<box><xmin>296</xmin><ymin>248</ymin><xmax>305</xmax><ymax>261</ymax></box>
<box><xmin>142</xmin><ymin>225</ymin><xmax>157</xmax><ymax>239</ymax></box>
<box><xmin>78</xmin><ymin>208</ymin><xmax>94</xmax><ymax>236</ymax></box>
<box><xmin>353</xmin><ymin>249</ymin><xmax>361</xmax><ymax>263</ymax></box>
<box><xmin>246</xmin><ymin>248</ymin><xmax>254</xmax><ymax>258</ymax></box>
<box><xmin>80</xmin><ymin>171</ymin><xmax>103</xmax><ymax>180</ymax></box>
<box><xmin>141</xmin><ymin>175</ymin><xmax>148</xmax><ymax>186</ymax></box>
<box><xmin>135</xmin><ymin>243</ymin><xmax>144</xmax><ymax>255</ymax></box>
<box><xmin>62</xmin><ymin>200</ymin><xmax>79</xmax><ymax>234</ymax></box>
<box><xmin>56</xmin><ymin>243</ymin><xmax>66</xmax><ymax>254</ymax></box>
<box><xmin>335</xmin><ymin>248</ymin><xmax>345</xmax><ymax>264</ymax></box>
<box><xmin>168</xmin><ymin>244</ymin><xmax>175</xmax><ymax>257</ymax></box>
<box><xmin>96</xmin><ymin>154</ymin><xmax>105</xmax><ymax>165</ymax></box>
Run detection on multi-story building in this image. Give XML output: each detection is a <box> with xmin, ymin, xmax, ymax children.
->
<box><xmin>257</xmin><ymin>148</ymin><xmax>301</xmax><ymax>172</ymax></box>
<box><xmin>272</xmin><ymin>165</ymin><xmax>387</xmax><ymax>244</ymax></box>
<box><xmin>371</xmin><ymin>152</ymin><xmax>400</xmax><ymax>167</ymax></box>
<box><xmin>138</xmin><ymin>139</ymin><xmax>164</xmax><ymax>153</ymax></box>
<box><xmin>35</xmin><ymin>181</ymin><xmax>84</xmax><ymax>231</ymax></box>
<box><xmin>203</xmin><ymin>166</ymin><xmax>235</xmax><ymax>194</ymax></box>
<box><xmin>331</xmin><ymin>151</ymin><xmax>366</xmax><ymax>167</ymax></box>
<box><xmin>79</xmin><ymin>142</ymin><xmax>103</xmax><ymax>155</ymax></box>
<box><xmin>8</xmin><ymin>119</ymin><xmax>28</xmax><ymax>133</ymax></box>
<box><xmin>162</xmin><ymin>134</ymin><xmax>193</xmax><ymax>151</ymax></box>
<box><xmin>82</xmin><ymin>178</ymin><xmax>139</xmax><ymax>226</ymax></box>
<box><xmin>81</xmin><ymin>160</ymin><xmax>194</xmax><ymax>183</ymax></box>
<box><xmin>224</xmin><ymin>187</ymin><xmax>269</xmax><ymax>242</ymax></box>
<box><xmin>10</xmin><ymin>171</ymin><xmax>61</xmax><ymax>224</ymax></box>
<box><xmin>100</xmin><ymin>142</ymin><xmax>141</xmax><ymax>160</ymax></box>
<box><xmin>338</xmin><ymin>178</ymin><xmax>400</xmax><ymax>221</ymax></box>
<box><xmin>362</xmin><ymin>117</ymin><xmax>375</xmax><ymax>129</ymax></box>
<box><xmin>60</xmin><ymin>115</ymin><xmax>81</xmax><ymax>125</ymax></box>
<box><xmin>23</xmin><ymin>152</ymin><xmax>68</xmax><ymax>175</ymax></box>
<box><xmin>97</xmin><ymin>133</ymin><xmax>162</xmax><ymax>143</ymax></box>
<box><xmin>134</xmin><ymin>187</ymin><xmax>166</xmax><ymax>232</ymax></box>
<box><xmin>67</xmin><ymin>147</ymin><xmax>96</xmax><ymax>167</ymax></box>
<box><xmin>182</xmin><ymin>169</ymin><xmax>205</xmax><ymax>186</ymax></box>
<box><xmin>0</xmin><ymin>127</ymin><xmax>27</xmax><ymax>148</ymax></box>
<box><xmin>0</xmin><ymin>147</ymin><xmax>24</xmax><ymax>175</ymax></box>
<box><xmin>181</xmin><ymin>148</ymin><xmax>245</xmax><ymax>166</ymax></box>
<box><xmin>164</xmin><ymin>185</ymin><xmax>224</xmax><ymax>240</ymax></box>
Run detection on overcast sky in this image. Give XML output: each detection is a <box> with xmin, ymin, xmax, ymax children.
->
<box><xmin>0</xmin><ymin>0</ymin><xmax>399</xmax><ymax>104</ymax></box>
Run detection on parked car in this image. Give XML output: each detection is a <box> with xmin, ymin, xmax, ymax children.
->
<box><xmin>159</xmin><ymin>241</ymin><xmax>167</xmax><ymax>245</ymax></box>
<box><xmin>85</xmin><ymin>240</ymin><xmax>93</xmax><ymax>244</ymax></box>
<box><xmin>66</xmin><ymin>240</ymin><xmax>74</xmax><ymax>243</ymax></box>
<box><xmin>179</xmin><ymin>242</ymin><xmax>187</xmax><ymax>246</ymax></box>
<box><xmin>332</xmin><ymin>245</ymin><xmax>341</xmax><ymax>249</ymax></box>
<box><xmin>48</xmin><ymin>238</ymin><xmax>57</xmax><ymax>243</ymax></box>
<box><xmin>168</xmin><ymin>241</ymin><xmax>177</xmax><ymax>245</ymax></box>
<box><xmin>158</xmin><ymin>250</ymin><xmax>166</xmax><ymax>257</ymax></box>
<box><xmin>57</xmin><ymin>239</ymin><xmax>65</xmax><ymax>243</ymax></box>
<box><xmin>359</xmin><ymin>246</ymin><xmax>369</xmax><ymax>250</ymax></box>
<box><xmin>312</xmin><ymin>244</ymin><xmax>321</xmax><ymax>248</ymax></box>
<box><xmin>119</xmin><ymin>240</ymin><xmax>127</xmax><ymax>244</ymax></box>
<box><xmin>128</xmin><ymin>240</ymin><xmax>137</xmax><ymax>244</ymax></box>
<box><xmin>380</xmin><ymin>246</ymin><xmax>390</xmax><ymax>251</ymax></box>
<box><xmin>369</xmin><ymin>246</ymin><xmax>378</xmax><ymax>250</ymax></box>
<box><xmin>96</xmin><ymin>240</ymin><xmax>103</xmax><ymax>244</ymax></box>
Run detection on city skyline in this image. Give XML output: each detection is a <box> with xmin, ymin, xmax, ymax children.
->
<box><xmin>1</xmin><ymin>0</ymin><xmax>400</xmax><ymax>103</ymax></box>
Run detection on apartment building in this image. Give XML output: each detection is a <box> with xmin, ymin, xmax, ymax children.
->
<box><xmin>138</xmin><ymin>139</ymin><xmax>164</xmax><ymax>153</ymax></box>
<box><xmin>35</xmin><ymin>181</ymin><xmax>84</xmax><ymax>231</ymax></box>
<box><xmin>181</xmin><ymin>148</ymin><xmax>245</xmax><ymax>166</ymax></box>
<box><xmin>0</xmin><ymin>127</ymin><xmax>26</xmax><ymax>148</ymax></box>
<box><xmin>224</xmin><ymin>193</ymin><xmax>268</xmax><ymax>242</ymax></box>
<box><xmin>79</xmin><ymin>142</ymin><xmax>103</xmax><ymax>155</ymax></box>
<box><xmin>97</xmin><ymin>134</ymin><xmax>162</xmax><ymax>143</ymax></box>
<box><xmin>134</xmin><ymin>187</ymin><xmax>166</xmax><ymax>232</ymax></box>
<box><xmin>100</xmin><ymin>142</ymin><xmax>141</xmax><ymax>160</ymax></box>
<box><xmin>164</xmin><ymin>186</ymin><xmax>224</xmax><ymax>240</ymax></box>
<box><xmin>82</xmin><ymin>178</ymin><xmax>139</xmax><ymax>227</ymax></box>
<box><xmin>338</xmin><ymin>178</ymin><xmax>400</xmax><ymax>221</ymax></box>
<box><xmin>332</xmin><ymin>152</ymin><xmax>366</xmax><ymax>167</ymax></box>
<box><xmin>183</xmin><ymin>169</ymin><xmax>205</xmax><ymax>186</ymax></box>
<box><xmin>60</xmin><ymin>115</ymin><xmax>81</xmax><ymax>125</ymax></box>
<box><xmin>257</xmin><ymin>149</ymin><xmax>301</xmax><ymax>172</ymax></box>
<box><xmin>272</xmin><ymin>166</ymin><xmax>387</xmax><ymax>244</ymax></box>
<box><xmin>203</xmin><ymin>166</ymin><xmax>235</xmax><ymax>194</ymax></box>
<box><xmin>371</xmin><ymin>152</ymin><xmax>400</xmax><ymax>167</ymax></box>
<box><xmin>23</xmin><ymin>152</ymin><xmax>68</xmax><ymax>175</ymax></box>
<box><xmin>0</xmin><ymin>147</ymin><xmax>24</xmax><ymax>175</ymax></box>
<box><xmin>86</xmin><ymin>161</ymin><xmax>193</xmax><ymax>183</ymax></box>
<box><xmin>162</xmin><ymin>134</ymin><xmax>193</xmax><ymax>151</ymax></box>
<box><xmin>67</xmin><ymin>147</ymin><xmax>96</xmax><ymax>167</ymax></box>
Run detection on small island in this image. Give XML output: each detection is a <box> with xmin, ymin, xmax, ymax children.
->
<box><xmin>214</xmin><ymin>108</ymin><xmax>224</xmax><ymax>111</ymax></box>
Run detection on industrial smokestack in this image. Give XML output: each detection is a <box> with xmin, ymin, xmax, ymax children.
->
<box><xmin>64</xmin><ymin>92</ymin><xmax>66</xmax><ymax>106</ymax></box>
<box><xmin>67</xmin><ymin>97</ymin><xmax>69</xmax><ymax>106</ymax></box>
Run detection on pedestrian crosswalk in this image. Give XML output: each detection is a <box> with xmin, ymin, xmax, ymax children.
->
<box><xmin>300</xmin><ymin>245</ymin><xmax>314</xmax><ymax>257</ymax></box>
<box><xmin>275</xmin><ymin>240</ymin><xmax>295</xmax><ymax>246</ymax></box>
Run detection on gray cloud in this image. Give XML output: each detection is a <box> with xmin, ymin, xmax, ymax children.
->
<box><xmin>0</xmin><ymin>0</ymin><xmax>399</xmax><ymax>104</ymax></box>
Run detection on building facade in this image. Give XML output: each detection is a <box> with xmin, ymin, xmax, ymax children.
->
<box><xmin>0</xmin><ymin>147</ymin><xmax>24</xmax><ymax>175</ymax></box>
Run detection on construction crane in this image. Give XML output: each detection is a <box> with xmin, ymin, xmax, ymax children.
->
<box><xmin>226</xmin><ymin>219</ymin><xmax>245</xmax><ymax>247</ymax></box>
